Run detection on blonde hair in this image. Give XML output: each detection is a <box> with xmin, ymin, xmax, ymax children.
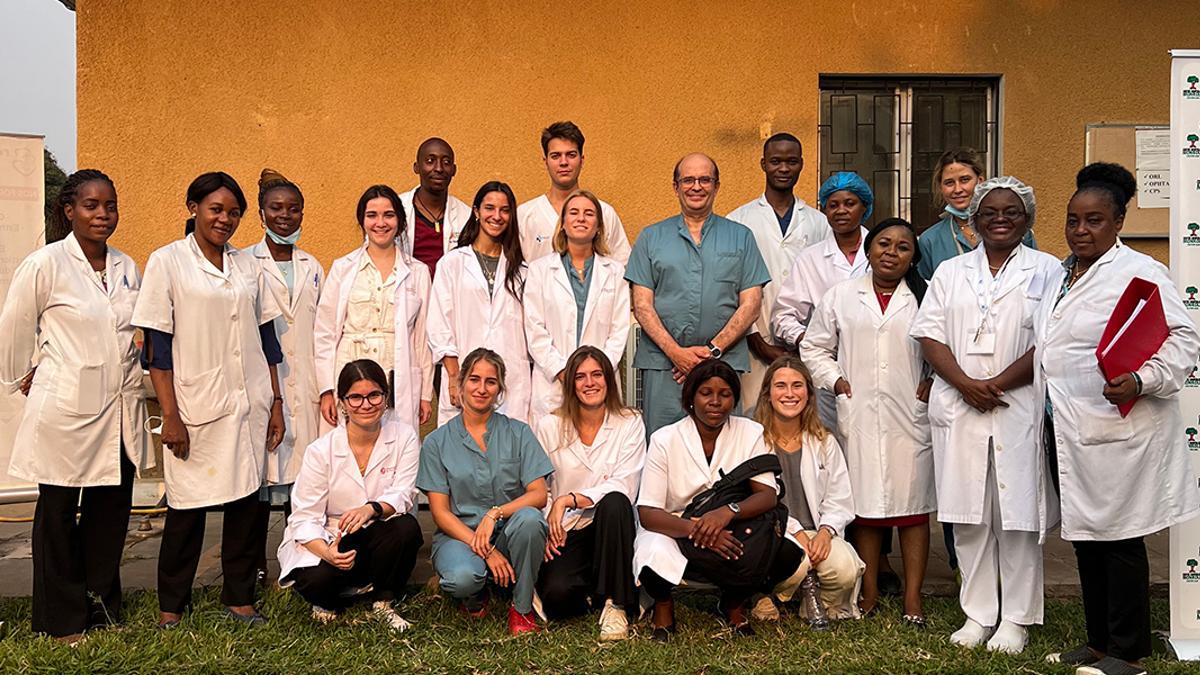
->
<box><xmin>753</xmin><ymin>356</ymin><xmax>828</xmax><ymax>448</ymax></box>
<box><xmin>932</xmin><ymin>147</ymin><xmax>986</xmax><ymax>208</ymax></box>
<box><xmin>457</xmin><ymin>348</ymin><xmax>507</xmax><ymax>408</ymax></box>
<box><xmin>552</xmin><ymin>189</ymin><xmax>609</xmax><ymax>256</ymax></box>
<box><xmin>551</xmin><ymin>346</ymin><xmax>632</xmax><ymax>449</ymax></box>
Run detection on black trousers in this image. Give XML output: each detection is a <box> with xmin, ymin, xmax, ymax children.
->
<box><xmin>254</xmin><ymin>495</ymin><xmax>293</xmax><ymax>576</ymax></box>
<box><xmin>1072</xmin><ymin>538</ymin><xmax>1152</xmax><ymax>661</ymax></box>
<box><xmin>285</xmin><ymin>514</ymin><xmax>423</xmax><ymax>610</ymax></box>
<box><xmin>31</xmin><ymin>454</ymin><xmax>135</xmax><ymax>637</ymax></box>
<box><xmin>640</xmin><ymin>536</ymin><xmax>805</xmax><ymax>610</ymax></box>
<box><xmin>158</xmin><ymin>491</ymin><xmax>265</xmax><ymax>613</ymax></box>
<box><xmin>536</xmin><ymin>492</ymin><xmax>638</xmax><ymax>619</ymax></box>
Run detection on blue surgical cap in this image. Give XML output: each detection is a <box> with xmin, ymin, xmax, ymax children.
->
<box><xmin>818</xmin><ymin>172</ymin><xmax>874</xmax><ymax>223</ymax></box>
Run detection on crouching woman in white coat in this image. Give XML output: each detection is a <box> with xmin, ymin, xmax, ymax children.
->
<box><xmin>0</xmin><ymin>170</ymin><xmax>153</xmax><ymax>641</ymax></box>
<box><xmin>1039</xmin><ymin>164</ymin><xmax>1200</xmax><ymax>675</ymax></box>
<box><xmin>750</xmin><ymin>356</ymin><xmax>863</xmax><ymax>629</ymax></box>
<box><xmin>534</xmin><ymin>346</ymin><xmax>645</xmax><ymax>641</ymax></box>
<box><xmin>133</xmin><ymin>172</ymin><xmax>286</xmax><ymax>628</ymax></box>
<box><xmin>314</xmin><ymin>184</ymin><xmax>432</xmax><ymax>433</ymax></box>
<box><xmin>635</xmin><ymin>359</ymin><xmax>805</xmax><ymax>641</ymax></box>
<box><xmin>800</xmin><ymin>217</ymin><xmax>936</xmax><ymax>625</ymax></box>
<box><xmin>428</xmin><ymin>181</ymin><xmax>531</xmax><ymax>426</ymax></box>
<box><xmin>523</xmin><ymin>189</ymin><xmax>630</xmax><ymax>431</ymax></box>
<box><xmin>910</xmin><ymin>176</ymin><xmax>1061</xmax><ymax>655</ymax></box>
<box><xmin>278</xmin><ymin>359</ymin><xmax>423</xmax><ymax>631</ymax></box>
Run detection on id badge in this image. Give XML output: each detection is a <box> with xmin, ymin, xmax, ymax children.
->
<box><xmin>967</xmin><ymin>330</ymin><xmax>996</xmax><ymax>355</ymax></box>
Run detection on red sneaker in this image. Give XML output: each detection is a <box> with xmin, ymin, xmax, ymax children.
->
<box><xmin>507</xmin><ymin>606</ymin><xmax>540</xmax><ymax>635</ymax></box>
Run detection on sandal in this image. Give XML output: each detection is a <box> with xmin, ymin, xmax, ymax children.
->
<box><xmin>901</xmin><ymin>614</ymin><xmax>927</xmax><ymax>629</ymax></box>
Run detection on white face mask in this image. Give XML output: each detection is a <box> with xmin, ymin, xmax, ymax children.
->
<box><xmin>144</xmin><ymin>415</ymin><xmax>163</xmax><ymax>436</ymax></box>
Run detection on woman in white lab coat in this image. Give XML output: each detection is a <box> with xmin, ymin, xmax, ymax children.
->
<box><xmin>910</xmin><ymin>176</ymin><xmax>1061</xmax><ymax>655</ymax></box>
<box><xmin>428</xmin><ymin>181</ymin><xmax>531</xmax><ymax>426</ymax></box>
<box><xmin>534</xmin><ymin>346</ymin><xmax>644</xmax><ymax>641</ymax></box>
<box><xmin>278</xmin><ymin>359</ymin><xmax>423</xmax><ymax>631</ymax></box>
<box><xmin>750</xmin><ymin>356</ymin><xmax>863</xmax><ymax>629</ymax></box>
<box><xmin>247</xmin><ymin>169</ymin><xmax>324</xmax><ymax>581</ymax></box>
<box><xmin>524</xmin><ymin>189</ymin><xmax>630</xmax><ymax>430</ymax></box>
<box><xmin>0</xmin><ymin>170</ymin><xmax>152</xmax><ymax>641</ymax></box>
<box><xmin>313</xmin><ymin>184</ymin><xmax>432</xmax><ymax>432</ymax></box>
<box><xmin>133</xmin><ymin>171</ymin><xmax>286</xmax><ymax>628</ymax></box>
<box><xmin>800</xmin><ymin>217</ymin><xmax>935</xmax><ymax>624</ymax></box>
<box><xmin>635</xmin><ymin>359</ymin><xmax>804</xmax><ymax>641</ymax></box>
<box><xmin>1039</xmin><ymin>164</ymin><xmax>1200</xmax><ymax>675</ymax></box>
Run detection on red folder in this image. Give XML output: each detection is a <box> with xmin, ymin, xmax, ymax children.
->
<box><xmin>1095</xmin><ymin>277</ymin><xmax>1169</xmax><ymax>417</ymax></box>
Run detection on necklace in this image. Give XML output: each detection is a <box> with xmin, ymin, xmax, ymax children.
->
<box><xmin>414</xmin><ymin>190</ymin><xmax>445</xmax><ymax>231</ymax></box>
<box><xmin>956</xmin><ymin>219</ymin><xmax>977</xmax><ymax>246</ymax></box>
<box><xmin>777</xmin><ymin>430</ymin><xmax>802</xmax><ymax>447</ymax></box>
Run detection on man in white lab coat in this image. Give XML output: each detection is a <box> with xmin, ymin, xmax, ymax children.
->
<box><xmin>727</xmin><ymin>133</ymin><xmax>829</xmax><ymax>414</ymax></box>
<box><xmin>517</xmin><ymin>121</ymin><xmax>631</xmax><ymax>265</ymax></box>
<box><xmin>399</xmin><ymin>137</ymin><xmax>471</xmax><ymax>276</ymax></box>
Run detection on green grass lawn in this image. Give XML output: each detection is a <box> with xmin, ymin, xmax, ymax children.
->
<box><xmin>0</xmin><ymin>587</ymin><xmax>1187</xmax><ymax>674</ymax></box>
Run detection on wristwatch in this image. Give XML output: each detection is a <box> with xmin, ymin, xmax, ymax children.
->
<box><xmin>368</xmin><ymin>501</ymin><xmax>384</xmax><ymax>519</ymax></box>
<box><xmin>707</xmin><ymin>341</ymin><xmax>723</xmax><ymax>358</ymax></box>
<box><xmin>726</xmin><ymin>502</ymin><xmax>741</xmax><ymax>515</ymax></box>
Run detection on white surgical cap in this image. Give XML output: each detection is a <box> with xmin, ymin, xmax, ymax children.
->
<box><xmin>967</xmin><ymin>176</ymin><xmax>1036</xmax><ymax>229</ymax></box>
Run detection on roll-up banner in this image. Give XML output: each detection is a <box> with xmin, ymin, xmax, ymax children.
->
<box><xmin>1170</xmin><ymin>49</ymin><xmax>1200</xmax><ymax>660</ymax></box>
<box><xmin>0</xmin><ymin>132</ymin><xmax>45</xmax><ymax>496</ymax></box>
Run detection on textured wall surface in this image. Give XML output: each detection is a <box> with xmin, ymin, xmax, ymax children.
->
<box><xmin>78</xmin><ymin>0</ymin><xmax>1187</xmax><ymax>267</ymax></box>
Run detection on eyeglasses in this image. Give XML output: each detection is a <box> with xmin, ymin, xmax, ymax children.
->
<box><xmin>676</xmin><ymin>176</ymin><xmax>716</xmax><ymax>188</ymax></box>
<box><xmin>343</xmin><ymin>391</ymin><xmax>386</xmax><ymax>409</ymax></box>
<box><xmin>976</xmin><ymin>208</ymin><xmax>1026</xmax><ymax>222</ymax></box>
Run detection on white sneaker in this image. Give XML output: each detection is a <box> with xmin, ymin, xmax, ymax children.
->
<box><xmin>750</xmin><ymin>595</ymin><xmax>781</xmax><ymax>622</ymax></box>
<box><xmin>986</xmin><ymin>620</ymin><xmax>1028</xmax><ymax>655</ymax></box>
<box><xmin>370</xmin><ymin>600</ymin><xmax>412</xmax><ymax>632</ymax></box>
<box><xmin>598</xmin><ymin>600</ymin><xmax>629</xmax><ymax>641</ymax></box>
<box><xmin>310</xmin><ymin>606</ymin><xmax>338</xmax><ymax>625</ymax></box>
<box><xmin>949</xmin><ymin>618</ymin><xmax>989</xmax><ymax>648</ymax></box>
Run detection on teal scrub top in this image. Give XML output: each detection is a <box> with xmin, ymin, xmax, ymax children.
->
<box><xmin>562</xmin><ymin>252</ymin><xmax>594</xmax><ymax>345</ymax></box>
<box><xmin>624</xmin><ymin>214</ymin><xmax>770</xmax><ymax>372</ymax></box>
<box><xmin>416</xmin><ymin>412</ymin><xmax>554</xmax><ymax>530</ymax></box>
<box><xmin>917</xmin><ymin>213</ymin><xmax>1038</xmax><ymax>281</ymax></box>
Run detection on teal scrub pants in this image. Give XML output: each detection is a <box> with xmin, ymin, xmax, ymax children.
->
<box><xmin>431</xmin><ymin>506</ymin><xmax>548</xmax><ymax>614</ymax></box>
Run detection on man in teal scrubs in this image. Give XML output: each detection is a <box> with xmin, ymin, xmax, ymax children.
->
<box><xmin>625</xmin><ymin>153</ymin><xmax>770</xmax><ymax>437</ymax></box>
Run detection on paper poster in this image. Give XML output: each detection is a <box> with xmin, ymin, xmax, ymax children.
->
<box><xmin>1137</xmin><ymin>128</ymin><xmax>1171</xmax><ymax>208</ymax></box>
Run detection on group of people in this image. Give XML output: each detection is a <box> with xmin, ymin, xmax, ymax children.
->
<box><xmin>1</xmin><ymin>120</ymin><xmax>1197</xmax><ymax>675</ymax></box>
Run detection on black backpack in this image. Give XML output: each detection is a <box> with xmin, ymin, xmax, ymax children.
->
<box><xmin>678</xmin><ymin>454</ymin><xmax>792</xmax><ymax>587</ymax></box>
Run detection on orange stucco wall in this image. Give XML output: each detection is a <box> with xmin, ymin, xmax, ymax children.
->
<box><xmin>78</xmin><ymin>1</ymin><xmax>1189</xmax><ymax>267</ymax></box>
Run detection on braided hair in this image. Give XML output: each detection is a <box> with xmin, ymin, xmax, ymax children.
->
<box><xmin>52</xmin><ymin>169</ymin><xmax>115</xmax><ymax>242</ymax></box>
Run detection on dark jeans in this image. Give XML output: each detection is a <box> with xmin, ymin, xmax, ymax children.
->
<box><xmin>536</xmin><ymin>492</ymin><xmax>638</xmax><ymax>619</ymax></box>
<box><xmin>285</xmin><ymin>514</ymin><xmax>423</xmax><ymax>610</ymax></box>
<box><xmin>1072</xmin><ymin>537</ymin><xmax>1152</xmax><ymax>661</ymax></box>
<box><xmin>31</xmin><ymin>454</ymin><xmax>135</xmax><ymax>636</ymax></box>
<box><xmin>157</xmin><ymin>491</ymin><xmax>264</xmax><ymax>613</ymax></box>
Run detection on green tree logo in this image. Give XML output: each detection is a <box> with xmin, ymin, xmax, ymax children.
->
<box><xmin>1188</xmin><ymin>286</ymin><xmax>1199</xmax><ymax>300</ymax></box>
<box><xmin>1190</xmin><ymin>223</ymin><xmax>1200</xmax><ymax>237</ymax></box>
<box><xmin>1190</xmin><ymin>75</ymin><xmax>1200</xmax><ymax>90</ymax></box>
<box><xmin>1190</xmin><ymin>558</ymin><xmax>1199</xmax><ymax>574</ymax></box>
<box><xmin>1190</xmin><ymin>134</ymin><xmax>1200</xmax><ymax>149</ymax></box>
<box><xmin>1189</xmin><ymin>427</ymin><xmax>1198</xmax><ymax>442</ymax></box>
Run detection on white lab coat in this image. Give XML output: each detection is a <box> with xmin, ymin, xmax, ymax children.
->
<box><xmin>427</xmin><ymin>246</ymin><xmax>531</xmax><ymax>426</ymax></box>
<box><xmin>132</xmin><ymin>235</ymin><xmax>281</xmax><ymax>510</ymax></box>
<box><xmin>800</xmin><ymin>275</ymin><xmax>935</xmax><ymax>518</ymax></box>
<box><xmin>771</xmin><ymin>228</ymin><xmax>869</xmax><ymax>348</ymax></box>
<box><xmin>0</xmin><ymin>234</ymin><xmax>153</xmax><ymax>486</ymax></box>
<box><xmin>633</xmin><ymin>415</ymin><xmax>780</xmax><ymax>584</ymax></box>
<box><xmin>727</xmin><ymin>196</ymin><xmax>830</xmax><ymax>413</ymax></box>
<box><xmin>909</xmin><ymin>245</ymin><xmax>1061</xmax><ymax>535</ymax></box>
<box><xmin>313</xmin><ymin>244</ymin><xmax>433</xmax><ymax>431</ymax></box>
<box><xmin>249</xmin><ymin>241</ymin><xmax>325</xmax><ymax>486</ymax></box>
<box><xmin>398</xmin><ymin>187</ymin><xmax>471</xmax><ymax>257</ymax></box>
<box><xmin>1034</xmin><ymin>241</ymin><xmax>1200</xmax><ymax>541</ymax></box>
<box><xmin>523</xmin><ymin>253</ymin><xmax>630</xmax><ymax>428</ymax></box>
<box><xmin>277</xmin><ymin>419</ymin><xmax>420</xmax><ymax>582</ymax></box>
<box><xmin>535</xmin><ymin>410</ymin><xmax>646</xmax><ymax>530</ymax></box>
<box><xmin>517</xmin><ymin>194</ymin><xmax>632</xmax><ymax>265</ymax></box>
<box><xmin>781</xmin><ymin>431</ymin><xmax>856</xmax><ymax>539</ymax></box>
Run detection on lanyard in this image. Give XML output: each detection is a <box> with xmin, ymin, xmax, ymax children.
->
<box><xmin>973</xmin><ymin>248</ymin><xmax>1018</xmax><ymax>341</ymax></box>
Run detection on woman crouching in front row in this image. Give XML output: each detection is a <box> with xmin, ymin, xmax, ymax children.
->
<box><xmin>277</xmin><ymin>359</ymin><xmax>424</xmax><ymax>630</ymax></box>
<box><xmin>634</xmin><ymin>359</ymin><xmax>805</xmax><ymax>641</ymax></box>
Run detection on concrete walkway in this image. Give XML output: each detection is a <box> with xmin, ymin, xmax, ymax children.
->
<box><xmin>0</xmin><ymin>500</ymin><xmax>1170</xmax><ymax>599</ymax></box>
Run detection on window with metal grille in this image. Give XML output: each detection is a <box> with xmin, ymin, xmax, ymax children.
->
<box><xmin>818</xmin><ymin>76</ymin><xmax>1000</xmax><ymax>232</ymax></box>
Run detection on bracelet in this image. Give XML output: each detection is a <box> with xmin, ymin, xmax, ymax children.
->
<box><xmin>272</xmin><ymin>394</ymin><xmax>283</xmax><ymax>402</ymax></box>
<box><xmin>1131</xmin><ymin>371</ymin><xmax>1143</xmax><ymax>395</ymax></box>
<box><xmin>570</xmin><ymin>493</ymin><xmax>579</xmax><ymax>510</ymax></box>
<box><xmin>485</xmin><ymin>506</ymin><xmax>504</xmax><ymax>522</ymax></box>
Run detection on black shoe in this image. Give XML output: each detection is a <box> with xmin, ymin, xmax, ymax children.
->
<box><xmin>731</xmin><ymin>621</ymin><xmax>756</xmax><ymax>637</ymax></box>
<box><xmin>1076</xmin><ymin>656</ymin><xmax>1146</xmax><ymax>675</ymax></box>
<box><xmin>650</xmin><ymin>623</ymin><xmax>675</xmax><ymax>642</ymax></box>
<box><xmin>224</xmin><ymin>608</ymin><xmax>267</xmax><ymax>626</ymax></box>
<box><xmin>1045</xmin><ymin>644</ymin><xmax>1101</xmax><ymax>666</ymax></box>
<box><xmin>878</xmin><ymin>570</ymin><xmax>902</xmax><ymax>596</ymax></box>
